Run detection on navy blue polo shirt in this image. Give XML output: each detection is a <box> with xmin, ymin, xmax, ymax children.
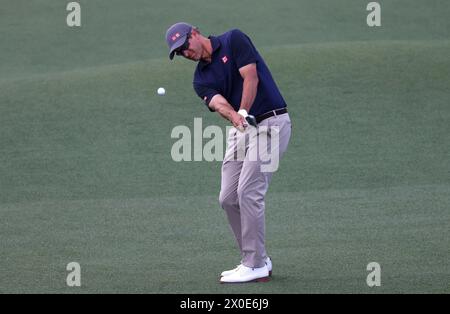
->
<box><xmin>193</xmin><ymin>29</ymin><xmax>287</xmax><ymax>117</ymax></box>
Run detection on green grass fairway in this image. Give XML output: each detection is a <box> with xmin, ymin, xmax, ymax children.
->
<box><xmin>1</xmin><ymin>1</ymin><xmax>449</xmax><ymax>293</ymax></box>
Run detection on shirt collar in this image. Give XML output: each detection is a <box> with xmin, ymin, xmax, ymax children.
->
<box><xmin>210</xmin><ymin>36</ymin><xmax>221</xmax><ymax>53</ymax></box>
<box><xmin>198</xmin><ymin>36</ymin><xmax>221</xmax><ymax>70</ymax></box>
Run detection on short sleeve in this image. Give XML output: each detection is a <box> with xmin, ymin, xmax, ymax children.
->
<box><xmin>230</xmin><ymin>29</ymin><xmax>258</xmax><ymax>69</ymax></box>
<box><xmin>193</xmin><ymin>83</ymin><xmax>219</xmax><ymax>112</ymax></box>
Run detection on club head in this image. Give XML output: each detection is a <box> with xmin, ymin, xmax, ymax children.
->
<box><xmin>245</xmin><ymin>115</ymin><xmax>257</xmax><ymax>127</ymax></box>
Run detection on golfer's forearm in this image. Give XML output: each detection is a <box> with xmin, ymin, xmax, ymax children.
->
<box><xmin>239</xmin><ymin>76</ymin><xmax>259</xmax><ymax>112</ymax></box>
<box><xmin>209</xmin><ymin>94</ymin><xmax>237</xmax><ymax>122</ymax></box>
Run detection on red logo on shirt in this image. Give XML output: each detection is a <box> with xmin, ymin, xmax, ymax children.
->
<box><xmin>222</xmin><ymin>56</ymin><xmax>228</xmax><ymax>63</ymax></box>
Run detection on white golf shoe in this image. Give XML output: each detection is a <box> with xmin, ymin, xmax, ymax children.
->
<box><xmin>220</xmin><ymin>257</ymin><xmax>273</xmax><ymax>277</ymax></box>
<box><xmin>220</xmin><ymin>264</ymin><xmax>270</xmax><ymax>283</ymax></box>
<box><xmin>220</xmin><ymin>264</ymin><xmax>243</xmax><ymax>278</ymax></box>
<box><xmin>266</xmin><ymin>256</ymin><xmax>272</xmax><ymax>276</ymax></box>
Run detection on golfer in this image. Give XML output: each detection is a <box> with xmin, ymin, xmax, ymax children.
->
<box><xmin>165</xmin><ymin>22</ymin><xmax>291</xmax><ymax>283</ymax></box>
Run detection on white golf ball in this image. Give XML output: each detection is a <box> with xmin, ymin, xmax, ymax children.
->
<box><xmin>157</xmin><ymin>87</ymin><xmax>166</xmax><ymax>96</ymax></box>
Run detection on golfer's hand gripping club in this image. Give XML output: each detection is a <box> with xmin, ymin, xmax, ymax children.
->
<box><xmin>236</xmin><ymin>109</ymin><xmax>257</xmax><ymax>132</ymax></box>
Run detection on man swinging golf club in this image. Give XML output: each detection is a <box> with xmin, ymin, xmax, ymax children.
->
<box><xmin>165</xmin><ymin>22</ymin><xmax>291</xmax><ymax>283</ymax></box>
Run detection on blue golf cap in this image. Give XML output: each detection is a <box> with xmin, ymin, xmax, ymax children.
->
<box><xmin>165</xmin><ymin>22</ymin><xmax>194</xmax><ymax>60</ymax></box>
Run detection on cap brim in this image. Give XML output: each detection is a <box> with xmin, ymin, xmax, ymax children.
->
<box><xmin>168</xmin><ymin>35</ymin><xmax>187</xmax><ymax>60</ymax></box>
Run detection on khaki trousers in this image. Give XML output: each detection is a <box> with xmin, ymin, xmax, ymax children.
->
<box><xmin>219</xmin><ymin>113</ymin><xmax>291</xmax><ymax>268</ymax></box>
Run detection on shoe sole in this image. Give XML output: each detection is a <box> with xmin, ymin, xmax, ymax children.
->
<box><xmin>220</xmin><ymin>270</ymin><xmax>272</xmax><ymax>278</ymax></box>
<box><xmin>220</xmin><ymin>276</ymin><xmax>271</xmax><ymax>284</ymax></box>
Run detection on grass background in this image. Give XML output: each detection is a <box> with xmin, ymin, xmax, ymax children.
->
<box><xmin>0</xmin><ymin>0</ymin><xmax>449</xmax><ymax>293</ymax></box>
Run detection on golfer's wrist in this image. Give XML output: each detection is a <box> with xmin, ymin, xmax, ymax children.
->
<box><xmin>238</xmin><ymin>109</ymin><xmax>248</xmax><ymax>118</ymax></box>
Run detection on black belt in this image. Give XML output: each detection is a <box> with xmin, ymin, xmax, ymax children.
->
<box><xmin>255</xmin><ymin>108</ymin><xmax>288</xmax><ymax>124</ymax></box>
